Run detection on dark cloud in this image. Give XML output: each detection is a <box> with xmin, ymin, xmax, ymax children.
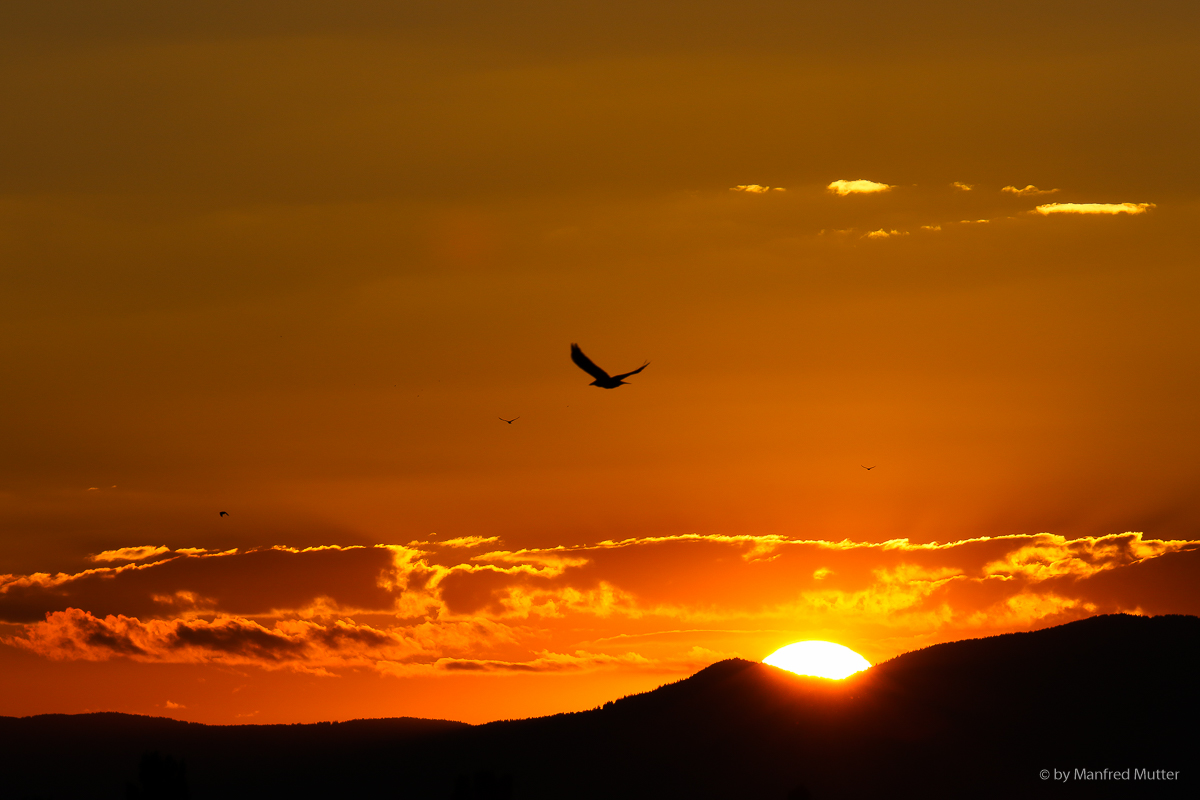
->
<box><xmin>169</xmin><ymin>619</ymin><xmax>306</xmax><ymax>660</ymax></box>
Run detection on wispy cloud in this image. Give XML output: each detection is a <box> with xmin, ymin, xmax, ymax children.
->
<box><xmin>428</xmin><ymin>650</ymin><xmax>651</xmax><ymax>673</ymax></box>
<box><xmin>437</xmin><ymin>536</ymin><xmax>501</xmax><ymax>549</ymax></box>
<box><xmin>863</xmin><ymin>229</ymin><xmax>908</xmax><ymax>239</ymax></box>
<box><xmin>920</xmin><ymin>225</ymin><xmax>942</xmax><ymax>231</ymax></box>
<box><xmin>90</xmin><ymin>546</ymin><xmax>171</xmax><ymax>563</ymax></box>
<box><xmin>951</xmin><ymin>182</ymin><xmax>974</xmax><ymax>191</ymax></box>
<box><xmin>1034</xmin><ymin>202</ymin><xmax>1155</xmax><ymax>215</ymax></box>
<box><xmin>827</xmin><ymin>179</ymin><xmax>892</xmax><ymax>196</ymax></box>
<box><xmin>1002</xmin><ymin>185</ymin><xmax>1058</xmax><ymax>196</ymax></box>
<box><xmin>729</xmin><ymin>185</ymin><xmax>785</xmax><ymax>193</ymax></box>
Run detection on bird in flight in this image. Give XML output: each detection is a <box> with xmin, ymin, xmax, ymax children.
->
<box><xmin>570</xmin><ymin>343</ymin><xmax>649</xmax><ymax>389</ymax></box>
<box><xmin>219</xmin><ymin>511</ymin><xmax>229</xmax><ymax>517</ymax></box>
<box><xmin>861</xmin><ymin>465</ymin><xmax>875</xmax><ymax>471</ymax></box>
<box><xmin>499</xmin><ymin>417</ymin><xmax>520</xmax><ymax>424</ymax></box>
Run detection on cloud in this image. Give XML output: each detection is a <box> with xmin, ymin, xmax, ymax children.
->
<box><xmin>1002</xmin><ymin>185</ymin><xmax>1059</xmax><ymax>196</ymax></box>
<box><xmin>863</xmin><ymin>229</ymin><xmax>908</xmax><ymax>239</ymax></box>
<box><xmin>1034</xmin><ymin>202</ymin><xmax>1155</xmax><ymax>215</ymax></box>
<box><xmin>951</xmin><ymin>182</ymin><xmax>974</xmax><ymax>191</ymax></box>
<box><xmin>827</xmin><ymin>179</ymin><xmax>892</xmax><ymax>196</ymax></box>
<box><xmin>5</xmin><ymin>608</ymin><xmax>663</xmax><ymax>677</ymax></box>
<box><xmin>90</xmin><ymin>546</ymin><xmax>171</xmax><ymax>563</ymax></box>
<box><xmin>730</xmin><ymin>185</ymin><xmax>785</xmax><ymax>193</ymax></box>
<box><xmin>979</xmin><ymin>532</ymin><xmax>1183</xmax><ymax>580</ymax></box>
<box><xmin>920</xmin><ymin>225</ymin><xmax>942</xmax><ymax>231</ymax></box>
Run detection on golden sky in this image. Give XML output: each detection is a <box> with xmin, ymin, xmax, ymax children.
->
<box><xmin>1</xmin><ymin>1</ymin><xmax>1198</xmax><ymax>723</ymax></box>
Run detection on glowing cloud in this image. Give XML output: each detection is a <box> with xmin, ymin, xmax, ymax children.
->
<box><xmin>438</xmin><ymin>536</ymin><xmax>501</xmax><ymax>549</ymax></box>
<box><xmin>827</xmin><ymin>179</ymin><xmax>892</xmax><ymax>196</ymax></box>
<box><xmin>951</xmin><ymin>182</ymin><xmax>974</xmax><ymax>191</ymax></box>
<box><xmin>863</xmin><ymin>229</ymin><xmax>907</xmax><ymax>239</ymax></box>
<box><xmin>1034</xmin><ymin>202</ymin><xmax>1155</xmax><ymax>216</ymax></box>
<box><xmin>90</xmin><ymin>546</ymin><xmax>171</xmax><ymax>563</ymax></box>
<box><xmin>730</xmin><ymin>185</ymin><xmax>785</xmax><ymax>193</ymax></box>
<box><xmin>1003</xmin><ymin>185</ymin><xmax>1059</xmax><ymax>196</ymax></box>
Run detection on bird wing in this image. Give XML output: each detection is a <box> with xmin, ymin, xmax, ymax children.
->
<box><xmin>612</xmin><ymin>361</ymin><xmax>649</xmax><ymax>381</ymax></box>
<box><xmin>571</xmin><ymin>344</ymin><xmax>611</xmax><ymax>380</ymax></box>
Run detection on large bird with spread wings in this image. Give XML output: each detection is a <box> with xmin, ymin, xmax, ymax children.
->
<box><xmin>570</xmin><ymin>343</ymin><xmax>649</xmax><ymax>388</ymax></box>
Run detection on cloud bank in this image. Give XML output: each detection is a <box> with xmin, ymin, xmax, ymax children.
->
<box><xmin>3</xmin><ymin>532</ymin><xmax>1196</xmax><ymax>678</ymax></box>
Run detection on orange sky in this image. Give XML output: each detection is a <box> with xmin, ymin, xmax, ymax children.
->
<box><xmin>2</xmin><ymin>1</ymin><xmax>1198</xmax><ymax>724</ymax></box>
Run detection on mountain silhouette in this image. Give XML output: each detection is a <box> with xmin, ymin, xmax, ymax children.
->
<box><xmin>1</xmin><ymin>614</ymin><xmax>1194</xmax><ymax>798</ymax></box>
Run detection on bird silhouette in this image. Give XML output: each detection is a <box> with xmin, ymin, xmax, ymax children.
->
<box><xmin>499</xmin><ymin>417</ymin><xmax>520</xmax><ymax>424</ymax></box>
<box><xmin>219</xmin><ymin>511</ymin><xmax>229</xmax><ymax>517</ymax></box>
<box><xmin>570</xmin><ymin>343</ymin><xmax>649</xmax><ymax>388</ymax></box>
<box><xmin>861</xmin><ymin>465</ymin><xmax>875</xmax><ymax>471</ymax></box>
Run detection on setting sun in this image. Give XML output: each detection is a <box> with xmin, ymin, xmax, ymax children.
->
<box><xmin>764</xmin><ymin>641</ymin><xmax>872</xmax><ymax>680</ymax></box>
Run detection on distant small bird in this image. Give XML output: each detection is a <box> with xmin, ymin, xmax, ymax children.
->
<box><xmin>570</xmin><ymin>343</ymin><xmax>649</xmax><ymax>389</ymax></box>
<box><xmin>219</xmin><ymin>511</ymin><xmax>229</xmax><ymax>517</ymax></box>
<box><xmin>861</xmin><ymin>465</ymin><xmax>875</xmax><ymax>471</ymax></box>
<box><xmin>500</xmin><ymin>417</ymin><xmax>520</xmax><ymax>424</ymax></box>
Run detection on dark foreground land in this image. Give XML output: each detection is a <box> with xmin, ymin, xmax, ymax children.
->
<box><xmin>2</xmin><ymin>614</ymin><xmax>1195</xmax><ymax>799</ymax></box>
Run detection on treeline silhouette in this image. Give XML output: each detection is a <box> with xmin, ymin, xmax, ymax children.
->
<box><xmin>1</xmin><ymin>614</ymin><xmax>1194</xmax><ymax>799</ymax></box>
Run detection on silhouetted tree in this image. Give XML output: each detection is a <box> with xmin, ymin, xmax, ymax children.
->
<box><xmin>126</xmin><ymin>751</ymin><xmax>189</xmax><ymax>799</ymax></box>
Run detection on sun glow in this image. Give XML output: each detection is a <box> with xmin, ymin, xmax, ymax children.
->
<box><xmin>763</xmin><ymin>641</ymin><xmax>871</xmax><ymax>679</ymax></box>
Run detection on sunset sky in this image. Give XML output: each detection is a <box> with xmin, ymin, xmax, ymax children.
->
<box><xmin>2</xmin><ymin>1</ymin><xmax>1198</xmax><ymax>724</ymax></box>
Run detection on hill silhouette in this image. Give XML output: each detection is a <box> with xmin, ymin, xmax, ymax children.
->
<box><xmin>1</xmin><ymin>614</ymin><xmax>1194</xmax><ymax>798</ymax></box>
